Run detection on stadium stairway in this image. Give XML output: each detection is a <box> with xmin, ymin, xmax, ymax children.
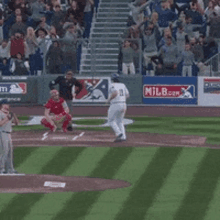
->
<box><xmin>79</xmin><ymin>0</ymin><xmax>131</xmax><ymax>75</ymax></box>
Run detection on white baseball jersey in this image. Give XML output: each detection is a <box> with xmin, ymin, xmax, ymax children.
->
<box><xmin>109</xmin><ymin>83</ymin><xmax>129</xmax><ymax>104</ymax></box>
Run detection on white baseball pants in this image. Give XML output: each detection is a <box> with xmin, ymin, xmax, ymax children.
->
<box><xmin>182</xmin><ymin>65</ymin><xmax>192</xmax><ymax>77</ymax></box>
<box><xmin>108</xmin><ymin>103</ymin><xmax>127</xmax><ymax>140</ymax></box>
<box><xmin>122</xmin><ymin>62</ymin><xmax>135</xmax><ymax>75</ymax></box>
<box><xmin>0</xmin><ymin>132</ymin><xmax>14</xmax><ymax>172</ymax></box>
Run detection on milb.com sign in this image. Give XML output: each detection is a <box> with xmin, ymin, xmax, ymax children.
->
<box><xmin>143</xmin><ymin>85</ymin><xmax>195</xmax><ymax>98</ymax></box>
<box><xmin>0</xmin><ymin>83</ymin><xmax>27</xmax><ymax>94</ymax></box>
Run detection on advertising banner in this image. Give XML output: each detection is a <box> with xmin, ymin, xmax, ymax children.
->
<box><xmin>74</xmin><ymin>77</ymin><xmax>110</xmax><ymax>102</ymax></box>
<box><xmin>0</xmin><ymin>77</ymin><xmax>38</xmax><ymax>103</ymax></box>
<box><xmin>143</xmin><ymin>77</ymin><xmax>198</xmax><ymax>105</ymax></box>
<box><xmin>198</xmin><ymin>77</ymin><xmax>220</xmax><ymax>106</ymax></box>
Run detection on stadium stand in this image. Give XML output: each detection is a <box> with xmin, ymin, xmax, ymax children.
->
<box><xmin>0</xmin><ymin>0</ymin><xmax>97</xmax><ymax>76</ymax></box>
<box><xmin>116</xmin><ymin>0</ymin><xmax>219</xmax><ymax>76</ymax></box>
<box><xmin>0</xmin><ymin>0</ymin><xmax>219</xmax><ymax>76</ymax></box>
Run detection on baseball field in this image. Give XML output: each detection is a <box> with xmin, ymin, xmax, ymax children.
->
<box><xmin>1</xmin><ymin>106</ymin><xmax>220</xmax><ymax>220</ymax></box>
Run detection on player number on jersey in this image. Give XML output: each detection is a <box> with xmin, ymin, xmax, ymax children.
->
<box><xmin>119</xmin><ymin>89</ymin><xmax>124</xmax><ymax>96</ymax></box>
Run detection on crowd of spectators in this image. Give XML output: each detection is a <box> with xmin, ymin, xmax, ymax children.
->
<box><xmin>119</xmin><ymin>0</ymin><xmax>220</xmax><ymax>76</ymax></box>
<box><xmin>0</xmin><ymin>0</ymin><xmax>94</xmax><ymax>75</ymax></box>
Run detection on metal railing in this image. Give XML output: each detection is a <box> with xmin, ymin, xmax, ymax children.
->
<box><xmin>204</xmin><ymin>52</ymin><xmax>220</xmax><ymax>77</ymax></box>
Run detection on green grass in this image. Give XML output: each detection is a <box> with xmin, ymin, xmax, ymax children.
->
<box><xmin>173</xmin><ymin>149</ymin><xmax>220</xmax><ymax>220</ymax></box>
<box><xmin>2</xmin><ymin>116</ymin><xmax>220</xmax><ymax>219</ymax></box>
<box><xmin>17</xmin><ymin>115</ymin><xmax>30</xmax><ymax>120</ymax></box>
<box><xmin>115</xmin><ymin>147</ymin><xmax>182</xmax><ymax>220</ymax></box>
<box><xmin>73</xmin><ymin>119</ymin><xmax>106</xmax><ymax>125</ymax></box>
<box><xmin>53</xmin><ymin>148</ymin><xmax>133</xmax><ymax>220</ymax></box>
<box><xmin>1</xmin><ymin>146</ymin><xmax>219</xmax><ymax>220</ymax></box>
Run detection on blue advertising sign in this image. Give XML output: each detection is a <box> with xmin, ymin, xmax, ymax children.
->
<box><xmin>143</xmin><ymin>77</ymin><xmax>198</xmax><ymax>105</ymax></box>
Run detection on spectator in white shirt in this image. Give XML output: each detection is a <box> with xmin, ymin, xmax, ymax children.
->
<box><xmin>0</xmin><ymin>40</ymin><xmax>10</xmax><ymax>62</ymax></box>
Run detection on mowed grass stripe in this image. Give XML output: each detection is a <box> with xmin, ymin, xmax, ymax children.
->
<box><xmin>144</xmin><ymin>147</ymin><xmax>207</xmax><ymax>220</ymax></box>
<box><xmin>204</xmin><ymin>177</ymin><xmax>220</xmax><ymax>220</ymax></box>
<box><xmin>15</xmin><ymin>147</ymin><xmax>62</xmax><ymax>174</ymax></box>
<box><xmin>0</xmin><ymin>147</ymin><xmax>62</xmax><ymax>218</ymax></box>
<box><xmin>174</xmin><ymin>149</ymin><xmax>220</xmax><ymax>220</ymax></box>
<box><xmin>114</xmin><ymin>147</ymin><xmax>183</xmax><ymax>220</ymax></box>
<box><xmin>0</xmin><ymin>147</ymin><xmax>85</xmax><ymax>220</ymax></box>
<box><xmin>63</xmin><ymin>147</ymin><xmax>111</xmax><ymax>176</ymax></box>
<box><xmin>40</xmin><ymin>147</ymin><xmax>86</xmax><ymax>175</ymax></box>
<box><xmin>0</xmin><ymin>148</ymin><xmax>47</xmax><ymax>213</ymax></box>
<box><xmin>13</xmin><ymin>147</ymin><xmax>38</xmax><ymax>169</ymax></box>
<box><xmin>22</xmin><ymin>147</ymin><xmax>110</xmax><ymax>220</ymax></box>
<box><xmin>53</xmin><ymin>148</ymin><xmax>133</xmax><ymax>220</ymax></box>
<box><xmin>84</xmin><ymin>147</ymin><xmax>159</xmax><ymax>220</ymax></box>
<box><xmin>0</xmin><ymin>147</ymin><xmax>54</xmax><ymax>213</ymax></box>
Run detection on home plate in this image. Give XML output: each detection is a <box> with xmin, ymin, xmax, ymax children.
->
<box><xmin>52</xmin><ymin>137</ymin><xmax>67</xmax><ymax>140</ymax></box>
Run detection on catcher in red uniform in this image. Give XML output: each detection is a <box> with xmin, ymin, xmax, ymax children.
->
<box><xmin>41</xmin><ymin>89</ymin><xmax>72</xmax><ymax>132</ymax></box>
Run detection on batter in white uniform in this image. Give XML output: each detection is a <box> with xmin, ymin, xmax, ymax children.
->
<box><xmin>107</xmin><ymin>74</ymin><xmax>130</xmax><ymax>142</ymax></box>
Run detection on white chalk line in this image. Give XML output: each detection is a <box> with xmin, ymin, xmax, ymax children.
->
<box><xmin>72</xmin><ymin>132</ymin><xmax>85</xmax><ymax>141</ymax></box>
<box><xmin>41</xmin><ymin>132</ymin><xmax>48</xmax><ymax>141</ymax></box>
<box><xmin>72</xmin><ymin>136</ymin><xmax>79</xmax><ymax>141</ymax></box>
<box><xmin>79</xmin><ymin>132</ymin><xmax>85</xmax><ymax>137</ymax></box>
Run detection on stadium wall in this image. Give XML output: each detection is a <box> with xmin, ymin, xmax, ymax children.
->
<box><xmin>1</xmin><ymin>75</ymin><xmax>220</xmax><ymax>107</ymax></box>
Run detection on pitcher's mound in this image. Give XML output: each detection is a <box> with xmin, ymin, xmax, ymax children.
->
<box><xmin>0</xmin><ymin>174</ymin><xmax>130</xmax><ymax>194</ymax></box>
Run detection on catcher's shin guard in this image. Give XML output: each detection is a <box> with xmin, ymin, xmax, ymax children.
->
<box><xmin>62</xmin><ymin>113</ymin><xmax>72</xmax><ymax>130</ymax></box>
<box><xmin>41</xmin><ymin>118</ymin><xmax>55</xmax><ymax>131</ymax></box>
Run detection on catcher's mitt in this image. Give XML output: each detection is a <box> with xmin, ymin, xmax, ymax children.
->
<box><xmin>7</xmin><ymin>112</ymin><xmax>14</xmax><ymax>120</ymax></box>
<box><xmin>53</xmin><ymin>113</ymin><xmax>65</xmax><ymax>123</ymax></box>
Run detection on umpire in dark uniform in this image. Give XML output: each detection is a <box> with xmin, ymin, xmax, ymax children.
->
<box><xmin>49</xmin><ymin>70</ymin><xmax>83</xmax><ymax>131</ymax></box>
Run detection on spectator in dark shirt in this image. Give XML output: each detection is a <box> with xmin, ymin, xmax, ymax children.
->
<box><xmin>209</xmin><ymin>12</ymin><xmax>220</xmax><ymax>39</ymax></box>
<box><xmin>0</xmin><ymin>58</ymin><xmax>11</xmax><ymax>75</ymax></box>
<box><xmin>51</xmin><ymin>4</ymin><xmax>65</xmax><ymax>37</ymax></box>
<box><xmin>180</xmin><ymin>43</ymin><xmax>195</xmax><ymax>76</ymax></box>
<box><xmin>83</xmin><ymin>0</ymin><xmax>94</xmax><ymax>38</ymax></box>
<box><xmin>3</xmin><ymin>7</ymin><xmax>23</xmax><ymax>39</ymax></box>
<box><xmin>25</xmin><ymin>26</ymin><xmax>38</xmax><ymax>75</ymax></box>
<box><xmin>49</xmin><ymin>70</ymin><xmax>83</xmax><ymax>131</ymax></box>
<box><xmin>185</xmin><ymin>2</ymin><xmax>203</xmax><ymax>25</ymax></box>
<box><xmin>9</xmin><ymin>15</ymin><xmax>27</xmax><ymax>37</ymax></box>
<box><xmin>190</xmin><ymin>36</ymin><xmax>204</xmax><ymax>62</ymax></box>
<box><xmin>10</xmin><ymin>52</ymin><xmax>29</xmax><ymax>75</ymax></box>
<box><xmin>35</xmin><ymin>16</ymin><xmax>51</xmax><ymax>34</ymax></box>
<box><xmin>14</xmin><ymin>7</ymin><xmax>28</xmax><ymax>23</ymax></box>
<box><xmin>30</xmin><ymin>0</ymin><xmax>46</xmax><ymax>28</ymax></box>
<box><xmin>9</xmin><ymin>0</ymin><xmax>22</xmax><ymax>11</ymax></box>
<box><xmin>157</xmin><ymin>36</ymin><xmax>179</xmax><ymax>75</ymax></box>
<box><xmin>154</xmin><ymin>0</ymin><xmax>178</xmax><ymax>33</ymax></box>
<box><xmin>46</xmin><ymin>40</ymin><xmax>64</xmax><ymax>74</ymax></box>
<box><xmin>65</xmin><ymin>1</ymin><xmax>83</xmax><ymax>26</ymax></box>
<box><xmin>40</xmin><ymin>3</ymin><xmax>54</xmax><ymax>26</ymax></box>
<box><xmin>61</xmin><ymin>23</ymin><xmax>79</xmax><ymax>71</ymax></box>
<box><xmin>142</xmin><ymin>24</ymin><xmax>159</xmax><ymax>75</ymax></box>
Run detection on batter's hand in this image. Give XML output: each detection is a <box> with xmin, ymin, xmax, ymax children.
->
<box><xmin>7</xmin><ymin>112</ymin><xmax>14</xmax><ymax>120</ymax></box>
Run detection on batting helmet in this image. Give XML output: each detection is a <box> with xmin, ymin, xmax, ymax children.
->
<box><xmin>0</xmin><ymin>99</ymin><xmax>8</xmax><ymax>105</ymax></box>
<box><xmin>111</xmin><ymin>73</ymin><xmax>120</xmax><ymax>81</ymax></box>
